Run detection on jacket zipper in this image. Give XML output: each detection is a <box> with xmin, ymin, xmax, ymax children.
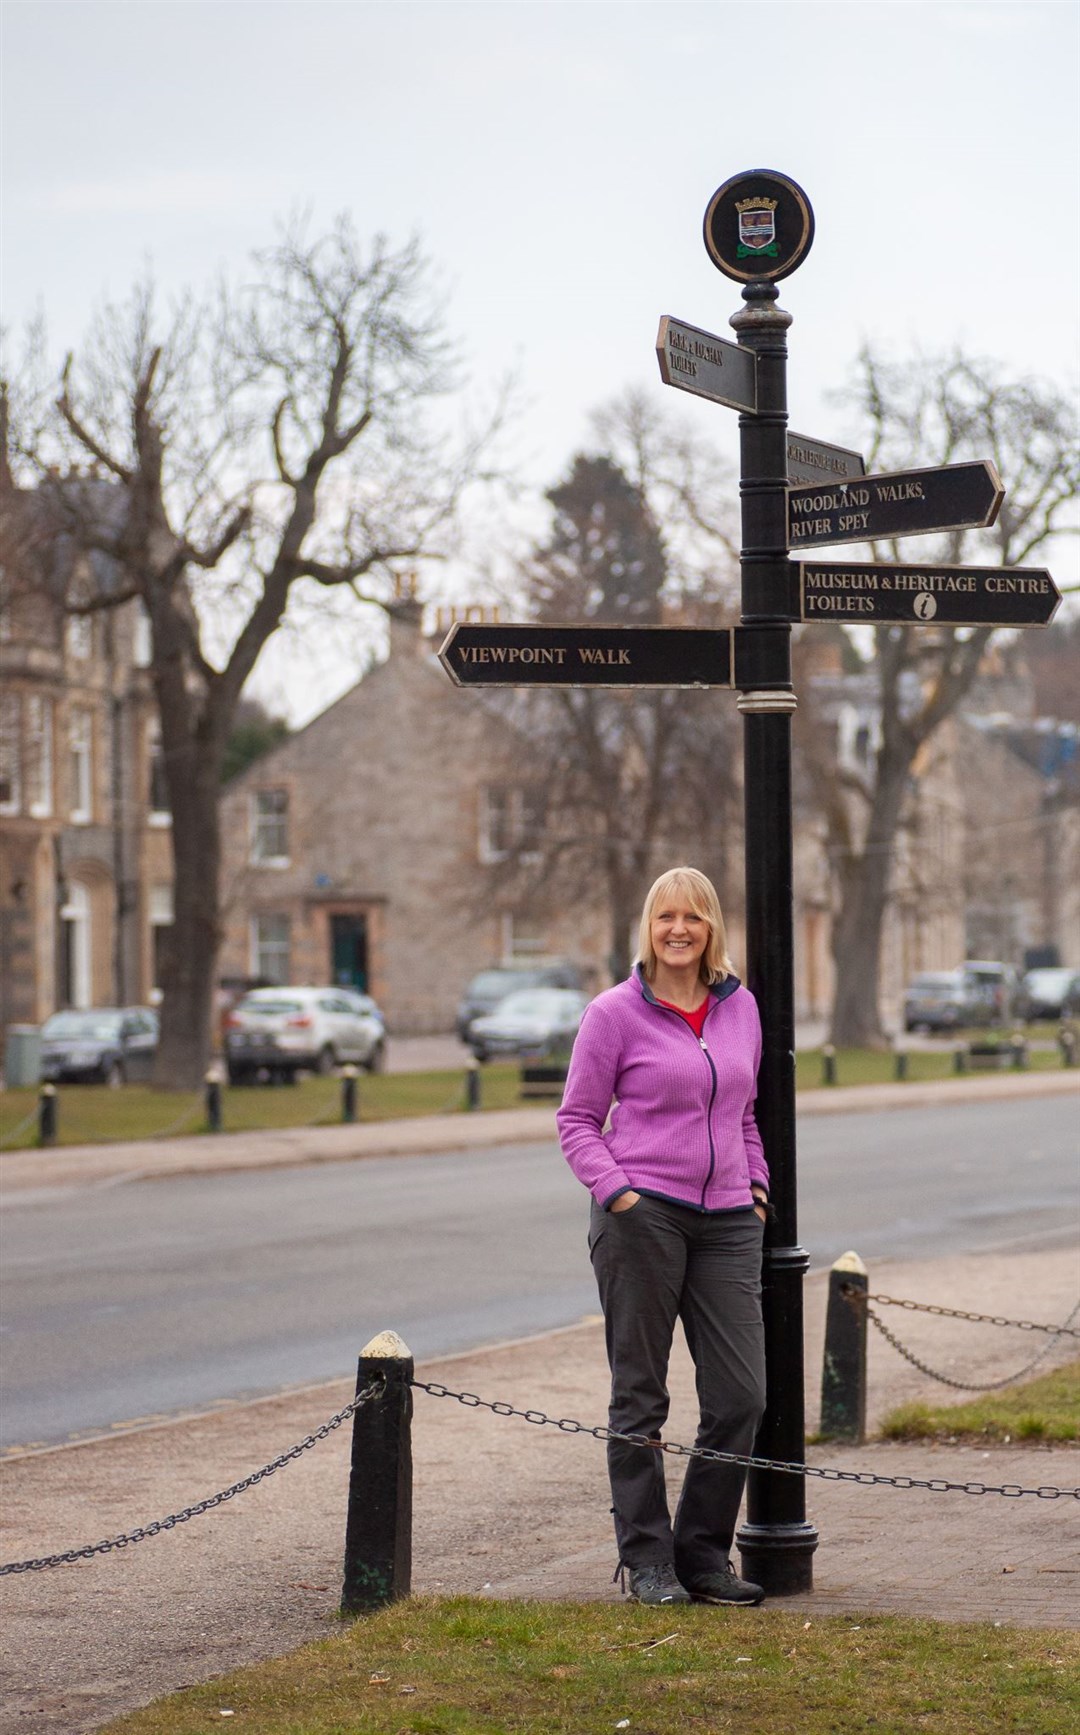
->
<box><xmin>652</xmin><ymin>999</ymin><xmax>719</xmax><ymax>1210</ymax></box>
<box><xmin>698</xmin><ymin>1034</ymin><xmax>719</xmax><ymax>1208</ymax></box>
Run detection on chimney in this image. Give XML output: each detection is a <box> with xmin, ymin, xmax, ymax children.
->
<box><xmin>386</xmin><ymin>571</ymin><xmax>426</xmax><ymax>659</ymax></box>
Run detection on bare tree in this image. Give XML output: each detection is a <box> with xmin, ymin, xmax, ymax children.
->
<box><xmin>804</xmin><ymin>348</ymin><xmax>1078</xmax><ymax>1047</ymax></box>
<box><xmin>5</xmin><ymin>218</ymin><xmax>504</xmax><ymax>1086</ymax></box>
<box><xmin>485</xmin><ymin>405</ymin><xmax>742</xmax><ymax>982</ymax></box>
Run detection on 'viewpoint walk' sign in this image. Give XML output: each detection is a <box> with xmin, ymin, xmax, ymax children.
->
<box><xmin>439</xmin><ymin>622</ymin><xmax>735</xmax><ymax>687</ymax></box>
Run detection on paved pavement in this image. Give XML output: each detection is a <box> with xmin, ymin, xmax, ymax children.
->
<box><xmin>0</xmin><ymin>1069</ymin><xmax>1077</xmax><ymax>1733</ymax></box>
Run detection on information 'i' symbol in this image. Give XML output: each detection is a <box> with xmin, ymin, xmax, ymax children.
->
<box><xmin>914</xmin><ymin>592</ymin><xmax>937</xmax><ymax>620</ymax></box>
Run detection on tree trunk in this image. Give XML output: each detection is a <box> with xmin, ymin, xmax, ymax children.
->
<box><xmin>154</xmin><ymin>765</ymin><xmax>222</xmax><ymax>1089</ymax></box>
<box><xmin>150</xmin><ymin>595</ymin><xmax>225</xmax><ymax>1090</ymax></box>
<box><xmin>155</xmin><ymin>780</ymin><xmax>223</xmax><ymax>1089</ymax></box>
<box><xmin>607</xmin><ymin>881</ymin><xmax>636</xmax><ymax>984</ymax></box>
<box><xmin>828</xmin><ymin>748</ymin><xmax>911</xmax><ymax>1049</ymax></box>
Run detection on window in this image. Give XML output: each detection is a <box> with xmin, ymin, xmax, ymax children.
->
<box><xmin>26</xmin><ymin>695</ymin><xmax>53</xmax><ymax>818</ymax></box>
<box><xmin>69</xmin><ymin>707</ymin><xmax>93</xmax><ymax>823</ymax></box>
<box><xmin>132</xmin><ymin>604</ymin><xmax>153</xmax><ymax>668</ymax></box>
<box><xmin>66</xmin><ymin>612</ymin><xmax>93</xmax><ymax>660</ymax></box>
<box><xmin>252</xmin><ymin>914</ymin><xmax>291</xmax><ymax>985</ymax></box>
<box><xmin>479</xmin><ymin>786</ymin><xmax>544</xmax><ymax>863</ymax></box>
<box><xmin>517</xmin><ymin>786</ymin><xmax>545</xmax><ymax>857</ymax></box>
<box><xmin>251</xmin><ymin>788</ymin><xmax>289</xmax><ymax>865</ymax></box>
<box><xmin>149</xmin><ymin>884</ymin><xmax>174</xmax><ymax>995</ymax></box>
<box><xmin>147</xmin><ymin>721</ymin><xmax>171</xmax><ymax>824</ymax></box>
<box><xmin>59</xmin><ymin>880</ymin><xmax>92</xmax><ymax>1009</ymax></box>
<box><xmin>479</xmin><ymin>787</ymin><xmax>512</xmax><ymax>862</ymax></box>
<box><xmin>501</xmin><ymin>913</ymin><xmax>547</xmax><ymax>956</ymax></box>
<box><xmin>0</xmin><ymin>693</ymin><xmax>19</xmax><ymax>814</ymax></box>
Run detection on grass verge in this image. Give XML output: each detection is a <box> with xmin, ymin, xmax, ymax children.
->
<box><xmin>880</xmin><ymin>1359</ymin><xmax>1080</xmax><ymax>1445</ymax></box>
<box><xmin>0</xmin><ymin>1043</ymin><xmax>1071</xmax><ymax>1150</ymax></box>
<box><xmin>100</xmin><ymin>1597</ymin><xmax>1080</xmax><ymax>1734</ymax></box>
<box><xmin>0</xmin><ymin>1066</ymin><xmax>524</xmax><ymax>1148</ymax></box>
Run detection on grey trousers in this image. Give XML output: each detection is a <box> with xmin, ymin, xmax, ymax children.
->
<box><xmin>588</xmin><ymin>1193</ymin><xmax>766</xmax><ymax>1578</ymax></box>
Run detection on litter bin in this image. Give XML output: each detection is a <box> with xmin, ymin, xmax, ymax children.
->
<box><xmin>4</xmin><ymin>1025</ymin><xmax>42</xmax><ymax>1087</ymax></box>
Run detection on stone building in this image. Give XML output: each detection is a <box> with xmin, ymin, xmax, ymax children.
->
<box><xmin>218</xmin><ymin>603</ymin><xmax>627</xmax><ymax>1033</ymax></box>
<box><xmin>791</xmin><ymin>632</ymin><xmax>967</xmax><ymax>1025</ymax></box>
<box><xmin>0</xmin><ymin>476</ymin><xmax>173</xmax><ymax>1033</ymax></box>
<box><xmin>958</xmin><ymin>715</ymin><xmax>1080</xmax><ymax>967</ymax></box>
<box><xmin>220</xmin><ymin>605</ymin><xmax>1072</xmax><ymax>1039</ymax></box>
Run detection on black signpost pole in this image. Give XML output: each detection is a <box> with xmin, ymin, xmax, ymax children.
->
<box><xmin>717</xmin><ymin>192</ymin><xmax>818</xmax><ymax>1591</ymax></box>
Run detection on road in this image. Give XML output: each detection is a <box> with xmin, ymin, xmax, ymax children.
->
<box><xmin>1</xmin><ymin>1094</ymin><xmax>1076</xmax><ymax>1451</ymax></box>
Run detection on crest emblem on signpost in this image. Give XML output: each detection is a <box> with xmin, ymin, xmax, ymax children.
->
<box><xmin>736</xmin><ymin>196</ymin><xmax>778</xmax><ymax>257</ymax></box>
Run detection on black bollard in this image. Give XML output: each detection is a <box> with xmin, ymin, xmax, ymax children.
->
<box><xmin>342</xmin><ymin>1330</ymin><xmax>413</xmax><ymax>1614</ymax></box>
<box><xmin>38</xmin><ymin>1084</ymin><xmax>58</xmax><ymax>1147</ymax></box>
<box><xmin>341</xmin><ymin>1065</ymin><xmax>359</xmax><ymax>1123</ymax></box>
<box><xmin>894</xmin><ymin>1047</ymin><xmax>908</xmax><ymax>1082</ymax></box>
<box><xmin>205</xmin><ymin>1071</ymin><xmax>222</xmax><ymax>1133</ymax></box>
<box><xmin>821</xmin><ymin>1043</ymin><xmax>837</xmax><ymax>1087</ymax></box>
<box><xmin>465</xmin><ymin>1056</ymin><xmax>481</xmax><ymax>1111</ymax></box>
<box><xmin>819</xmin><ymin>1252</ymin><xmax>868</xmax><ymax>1443</ymax></box>
<box><xmin>1060</xmin><ymin>1028</ymin><xmax>1077</xmax><ymax>1069</ymax></box>
<box><xmin>953</xmin><ymin>1044</ymin><xmax>967</xmax><ymax>1075</ymax></box>
<box><xmin>1010</xmin><ymin>1033</ymin><xmax>1027</xmax><ymax>1071</ymax></box>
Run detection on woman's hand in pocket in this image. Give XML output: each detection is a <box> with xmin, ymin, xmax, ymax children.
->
<box><xmin>610</xmin><ymin>1191</ymin><xmax>641</xmax><ymax>1214</ymax></box>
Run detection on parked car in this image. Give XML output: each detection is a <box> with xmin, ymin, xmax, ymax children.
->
<box><xmin>468</xmin><ymin>987</ymin><xmax>590</xmax><ymax>1062</ymax></box>
<box><xmin>903</xmin><ymin>961</ymin><xmax>1021</xmax><ymax>1032</ymax></box>
<box><xmin>902</xmin><ymin>971</ymin><xmax>972</xmax><ymax>1033</ymax></box>
<box><xmin>456</xmin><ymin>961</ymin><xmax>583</xmax><ymax>1040</ymax></box>
<box><xmin>39</xmin><ymin>1007</ymin><xmax>159</xmax><ymax>1085</ymax></box>
<box><xmin>338</xmin><ymin>990</ymin><xmax>388</xmax><ymax>1067</ymax></box>
<box><xmin>1018</xmin><ymin>966</ymin><xmax>1080</xmax><ymax>1021</ymax></box>
<box><xmin>224</xmin><ymin>986</ymin><xmax>386</xmax><ymax>1083</ymax></box>
<box><xmin>958</xmin><ymin>960</ymin><xmax>1021</xmax><ymax>1025</ymax></box>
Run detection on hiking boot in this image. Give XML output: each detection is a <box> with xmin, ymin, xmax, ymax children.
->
<box><xmin>627</xmin><ymin>1563</ymin><xmax>692</xmax><ymax>1605</ymax></box>
<box><xmin>683</xmin><ymin>1562</ymin><xmax>765</xmax><ymax>1606</ymax></box>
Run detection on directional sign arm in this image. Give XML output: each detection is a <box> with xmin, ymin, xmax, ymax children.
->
<box><xmin>439</xmin><ymin>622</ymin><xmax>735</xmax><ymax>687</ymax></box>
<box><xmin>656</xmin><ymin>316</ymin><xmax>757</xmax><ymax>414</ymax></box>
<box><xmin>788</xmin><ymin>461</ymin><xmax>1005</xmax><ymax>549</ymax></box>
<box><xmin>797</xmin><ymin>561</ymin><xmax>1060</xmax><ymax>627</ymax></box>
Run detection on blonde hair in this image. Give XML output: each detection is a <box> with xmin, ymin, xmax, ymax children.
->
<box><xmin>636</xmin><ymin>866</ymin><xmax>733</xmax><ymax>987</ymax></box>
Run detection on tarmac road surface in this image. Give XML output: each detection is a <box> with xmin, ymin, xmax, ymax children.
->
<box><xmin>1</xmin><ymin>1093</ymin><xmax>1077</xmax><ymax>1451</ymax></box>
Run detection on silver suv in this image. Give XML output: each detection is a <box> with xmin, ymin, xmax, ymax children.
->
<box><xmin>224</xmin><ymin>986</ymin><xmax>386</xmax><ymax>1084</ymax></box>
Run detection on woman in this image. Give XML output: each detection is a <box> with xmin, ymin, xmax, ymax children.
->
<box><xmin>557</xmin><ymin>865</ymin><xmax>769</xmax><ymax>1607</ymax></box>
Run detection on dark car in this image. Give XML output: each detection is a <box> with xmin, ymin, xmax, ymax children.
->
<box><xmin>958</xmin><ymin>960</ymin><xmax>1021</xmax><ymax>1025</ymax></box>
<box><xmin>902</xmin><ymin>971</ymin><xmax>971</xmax><ymax>1033</ymax></box>
<box><xmin>456</xmin><ymin>962</ymin><xmax>583</xmax><ymax>1040</ymax></box>
<box><xmin>1018</xmin><ymin>966</ymin><xmax>1080</xmax><ymax>1021</ymax></box>
<box><xmin>39</xmin><ymin>1007</ymin><xmax>159</xmax><ymax>1085</ymax></box>
<box><xmin>468</xmin><ymin>987</ymin><xmax>590</xmax><ymax>1062</ymax></box>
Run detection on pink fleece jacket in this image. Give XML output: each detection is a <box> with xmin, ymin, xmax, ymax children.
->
<box><xmin>556</xmin><ymin>967</ymin><xmax>768</xmax><ymax>1212</ymax></box>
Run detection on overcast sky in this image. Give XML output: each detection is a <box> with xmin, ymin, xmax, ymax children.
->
<box><xmin>3</xmin><ymin>0</ymin><xmax>1077</xmax><ymax>721</ymax></box>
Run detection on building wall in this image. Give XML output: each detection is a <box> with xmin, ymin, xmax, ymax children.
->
<box><xmin>957</xmin><ymin>721</ymin><xmax>1080</xmax><ymax>968</ymax></box>
<box><xmin>220</xmin><ymin>610</ymin><xmax>643</xmax><ymax>1032</ymax></box>
<box><xmin>0</xmin><ymin>542</ymin><xmax>173</xmax><ymax>1038</ymax></box>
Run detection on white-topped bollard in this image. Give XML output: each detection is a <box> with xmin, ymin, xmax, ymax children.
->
<box><xmin>819</xmin><ymin>1251</ymin><xmax>868</xmax><ymax>1443</ymax></box>
<box><xmin>341</xmin><ymin>1331</ymin><xmax>413</xmax><ymax>1614</ymax></box>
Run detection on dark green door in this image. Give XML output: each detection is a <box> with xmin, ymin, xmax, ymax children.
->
<box><xmin>330</xmin><ymin>914</ymin><xmax>368</xmax><ymax>991</ymax></box>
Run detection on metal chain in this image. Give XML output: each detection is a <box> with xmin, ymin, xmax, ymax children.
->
<box><xmin>146</xmin><ymin>1098</ymin><xmax>208</xmax><ymax>1141</ymax></box>
<box><xmin>0</xmin><ymin>1379</ymin><xmax>383</xmax><ymax>1577</ymax></box>
<box><xmin>0</xmin><ymin>1108</ymin><xmax>42</xmax><ymax>1151</ymax></box>
<box><xmin>865</xmin><ymin>1299</ymin><xmax>1080</xmax><ymax>1393</ymax></box>
<box><xmin>410</xmin><ymin>1380</ymin><xmax>1079</xmax><ymax>1500</ymax></box>
<box><xmin>0</xmin><ymin>1095</ymin><xmax>204</xmax><ymax>1155</ymax></box>
<box><xmin>858</xmin><ymin>1290</ymin><xmax>1080</xmax><ymax>1339</ymax></box>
